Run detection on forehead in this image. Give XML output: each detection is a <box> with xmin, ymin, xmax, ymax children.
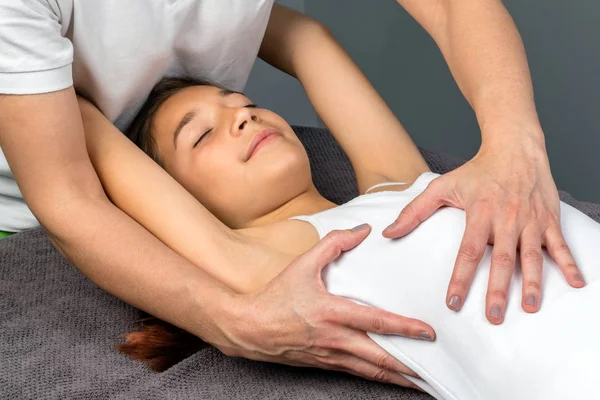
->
<box><xmin>153</xmin><ymin>85</ymin><xmax>220</xmax><ymax>137</ymax></box>
<box><xmin>160</xmin><ymin>85</ymin><xmax>222</xmax><ymax>114</ymax></box>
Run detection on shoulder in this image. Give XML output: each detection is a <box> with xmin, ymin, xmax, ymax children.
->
<box><xmin>0</xmin><ymin>1</ymin><xmax>73</xmax><ymax>95</ymax></box>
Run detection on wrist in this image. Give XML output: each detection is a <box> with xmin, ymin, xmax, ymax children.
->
<box><xmin>480</xmin><ymin>120</ymin><xmax>547</xmax><ymax>157</ymax></box>
<box><xmin>185</xmin><ymin>277</ymin><xmax>240</xmax><ymax>346</ymax></box>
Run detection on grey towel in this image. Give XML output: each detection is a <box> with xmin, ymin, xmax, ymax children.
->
<box><xmin>2</xmin><ymin>126</ymin><xmax>599</xmax><ymax>400</ymax></box>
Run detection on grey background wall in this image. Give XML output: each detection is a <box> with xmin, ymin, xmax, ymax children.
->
<box><xmin>246</xmin><ymin>0</ymin><xmax>600</xmax><ymax>202</ymax></box>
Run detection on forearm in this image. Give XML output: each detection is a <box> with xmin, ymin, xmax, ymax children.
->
<box><xmin>46</xmin><ymin>193</ymin><xmax>235</xmax><ymax>341</ymax></box>
<box><xmin>422</xmin><ymin>0</ymin><xmax>544</xmax><ymax>144</ymax></box>
<box><xmin>0</xmin><ymin>89</ymin><xmax>236</xmax><ymax>344</ymax></box>
<box><xmin>78</xmin><ymin>98</ymin><xmax>266</xmax><ymax>292</ymax></box>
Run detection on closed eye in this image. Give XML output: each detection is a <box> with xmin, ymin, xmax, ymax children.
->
<box><xmin>193</xmin><ymin>128</ymin><xmax>213</xmax><ymax>148</ymax></box>
<box><xmin>192</xmin><ymin>104</ymin><xmax>255</xmax><ymax>148</ymax></box>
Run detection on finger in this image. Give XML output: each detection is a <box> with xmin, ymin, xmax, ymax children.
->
<box><xmin>446</xmin><ymin>211</ymin><xmax>491</xmax><ymax>312</ymax></box>
<box><xmin>544</xmin><ymin>225</ymin><xmax>585</xmax><ymax>288</ymax></box>
<box><xmin>326</xmin><ymin>298</ymin><xmax>436</xmax><ymax>341</ymax></box>
<box><xmin>309</xmin><ymin>225</ymin><xmax>372</xmax><ymax>272</ymax></box>
<box><xmin>331</xmin><ymin>330</ymin><xmax>421</xmax><ymax>378</ymax></box>
<box><xmin>339</xmin><ymin>362</ymin><xmax>422</xmax><ymax>389</ymax></box>
<box><xmin>519</xmin><ymin>226</ymin><xmax>543</xmax><ymax>313</ymax></box>
<box><xmin>288</xmin><ymin>226</ymin><xmax>372</xmax><ymax>282</ymax></box>
<box><xmin>486</xmin><ymin>226</ymin><xmax>519</xmax><ymax>325</ymax></box>
<box><xmin>322</xmin><ymin>352</ymin><xmax>421</xmax><ymax>389</ymax></box>
<box><xmin>269</xmin><ymin>348</ymin><xmax>419</xmax><ymax>388</ymax></box>
<box><xmin>382</xmin><ymin>179</ymin><xmax>449</xmax><ymax>239</ymax></box>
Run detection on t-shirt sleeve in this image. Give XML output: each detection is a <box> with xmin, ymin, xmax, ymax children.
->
<box><xmin>0</xmin><ymin>0</ymin><xmax>74</xmax><ymax>94</ymax></box>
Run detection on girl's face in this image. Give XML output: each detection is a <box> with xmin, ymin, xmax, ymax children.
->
<box><xmin>151</xmin><ymin>85</ymin><xmax>313</xmax><ymax>228</ymax></box>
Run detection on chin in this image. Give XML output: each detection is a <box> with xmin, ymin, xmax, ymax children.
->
<box><xmin>264</xmin><ymin>148</ymin><xmax>310</xmax><ymax>180</ymax></box>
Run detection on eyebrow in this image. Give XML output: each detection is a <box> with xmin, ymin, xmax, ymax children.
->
<box><xmin>172</xmin><ymin>89</ymin><xmax>245</xmax><ymax>148</ymax></box>
<box><xmin>173</xmin><ymin>110</ymin><xmax>197</xmax><ymax>149</ymax></box>
<box><xmin>219</xmin><ymin>88</ymin><xmax>243</xmax><ymax>97</ymax></box>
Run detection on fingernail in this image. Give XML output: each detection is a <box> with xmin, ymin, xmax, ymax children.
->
<box><xmin>489</xmin><ymin>304</ymin><xmax>503</xmax><ymax>320</ymax></box>
<box><xmin>418</xmin><ymin>331</ymin><xmax>433</xmax><ymax>341</ymax></box>
<box><xmin>351</xmin><ymin>223</ymin><xmax>369</xmax><ymax>232</ymax></box>
<box><xmin>525</xmin><ymin>294</ymin><xmax>537</xmax><ymax>307</ymax></box>
<box><xmin>448</xmin><ymin>295</ymin><xmax>462</xmax><ymax>311</ymax></box>
<box><xmin>574</xmin><ymin>273</ymin><xmax>585</xmax><ymax>285</ymax></box>
<box><xmin>383</xmin><ymin>222</ymin><xmax>397</xmax><ymax>233</ymax></box>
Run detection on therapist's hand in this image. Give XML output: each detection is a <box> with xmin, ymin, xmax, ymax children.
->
<box><xmin>212</xmin><ymin>225</ymin><xmax>434</xmax><ymax>390</ymax></box>
<box><xmin>383</xmin><ymin>135</ymin><xmax>585</xmax><ymax>324</ymax></box>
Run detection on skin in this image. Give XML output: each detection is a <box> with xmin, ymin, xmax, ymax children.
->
<box><xmin>0</xmin><ymin>4</ymin><xmax>429</xmax><ymax>390</ymax></box>
<box><xmin>0</xmin><ymin>0</ymin><xmax>582</xmax><ymax>391</ymax></box>
<box><xmin>80</xmin><ymin>3</ymin><xmax>584</xmax><ymax>387</ymax></box>
<box><xmin>150</xmin><ymin>83</ymin><xmax>427</xmax><ymax>263</ymax></box>
<box><xmin>151</xmin><ymin>86</ymin><xmax>332</xmax><ymax>231</ymax></box>
<box><xmin>390</xmin><ymin>0</ymin><xmax>585</xmax><ymax>323</ymax></box>
<box><xmin>77</xmin><ymin>85</ymin><xmax>433</xmax><ymax>389</ymax></box>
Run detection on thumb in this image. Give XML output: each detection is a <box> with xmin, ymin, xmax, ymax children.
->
<box><xmin>302</xmin><ymin>224</ymin><xmax>372</xmax><ymax>275</ymax></box>
<box><xmin>383</xmin><ymin>180</ymin><xmax>449</xmax><ymax>239</ymax></box>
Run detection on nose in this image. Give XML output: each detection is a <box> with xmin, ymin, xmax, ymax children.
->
<box><xmin>231</xmin><ymin>107</ymin><xmax>259</xmax><ymax>137</ymax></box>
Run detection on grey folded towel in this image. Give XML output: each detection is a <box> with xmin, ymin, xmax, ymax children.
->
<box><xmin>2</xmin><ymin>126</ymin><xmax>598</xmax><ymax>400</ymax></box>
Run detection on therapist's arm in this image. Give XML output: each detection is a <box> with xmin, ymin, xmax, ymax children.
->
<box><xmin>75</xmin><ymin>95</ymin><xmax>431</xmax><ymax>388</ymax></box>
<box><xmin>76</xmin><ymin>96</ymin><xmax>279</xmax><ymax>293</ymax></box>
<box><xmin>258</xmin><ymin>4</ymin><xmax>430</xmax><ymax>194</ymax></box>
<box><xmin>0</xmin><ymin>88</ymin><xmax>240</xmax><ymax>344</ymax></box>
<box><xmin>0</xmin><ymin>88</ymin><xmax>425</xmax><ymax>388</ymax></box>
<box><xmin>384</xmin><ymin>0</ymin><xmax>584</xmax><ymax>323</ymax></box>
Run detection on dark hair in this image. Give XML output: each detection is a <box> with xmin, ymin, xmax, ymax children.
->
<box><xmin>126</xmin><ymin>76</ymin><xmax>214</xmax><ymax>166</ymax></box>
<box><xmin>116</xmin><ymin>313</ymin><xmax>209</xmax><ymax>372</ymax></box>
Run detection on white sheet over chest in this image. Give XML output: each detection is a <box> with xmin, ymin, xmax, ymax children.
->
<box><xmin>296</xmin><ymin>173</ymin><xmax>600</xmax><ymax>400</ymax></box>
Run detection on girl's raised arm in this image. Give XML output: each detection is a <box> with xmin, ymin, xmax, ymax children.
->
<box><xmin>259</xmin><ymin>5</ymin><xmax>430</xmax><ymax>193</ymax></box>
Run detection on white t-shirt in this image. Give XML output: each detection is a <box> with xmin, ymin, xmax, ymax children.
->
<box><xmin>294</xmin><ymin>172</ymin><xmax>600</xmax><ymax>400</ymax></box>
<box><xmin>0</xmin><ymin>0</ymin><xmax>274</xmax><ymax>231</ymax></box>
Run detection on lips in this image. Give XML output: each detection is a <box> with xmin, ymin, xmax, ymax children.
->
<box><xmin>245</xmin><ymin>128</ymin><xmax>281</xmax><ymax>161</ymax></box>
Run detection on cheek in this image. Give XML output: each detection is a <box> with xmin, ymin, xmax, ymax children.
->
<box><xmin>185</xmin><ymin>149</ymin><xmax>249</xmax><ymax>209</ymax></box>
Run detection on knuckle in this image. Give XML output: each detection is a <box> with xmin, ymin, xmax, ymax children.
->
<box><xmin>321</xmin><ymin>353</ymin><xmax>340</xmax><ymax>367</ymax></box>
<box><xmin>457</xmin><ymin>244</ymin><xmax>484</xmax><ymax>264</ymax></box>
<box><xmin>313</xmin><ymin>335</ymin><xmax>333</xmax><ymax>350</ymax></box>
<box><xmin>320</xmin><ymin>304</ymin><xmax>338</xmax><ymax>322</ymax></box>
<box><xmin>450</xmin><ymin>278</ymin><xmax>470</xmax><ymax>293</ymax></box>
<box><xmin>314</xmin><ymin>352</ymin><xmax>338</xmax><ymax>368</ymax></box>
<box><xmin>323</xmin><ymin>231</ymin><xmax>343</xmax><ymax>247</ymax></box>
<box><xmin>314</xmin><ymin>332</ymin><xmax>342</xmax><ymax>351</ymax></box>
<box><xmin>372</xmin><ymin>369</ymin><xmax>391</xmax><ymax>384</ymax></box>
<box><xmin>320</xmin><ymin>238</ymin><xmax>343</xmax><ymax>261</ymax></box>
<box><xmin>526</xmin><ymin>281</ymin><xmax>541</xmax><ymax>292</ymax></box>
<box><xmin>428</xmin><ymin>177</ymin><xmax>442</xmax><ymax>191</ymax></box>
<box><xmin>491</xmin><ymin>252</ymin><xmax>515</xmax><ymax>269</ymax></box>
<box><xmin>370</xmin><ymin>316</ymin><xmax>386</xmax><ymax>334</ymax></box>
<box><xmin>521</xmin><ymin>248</ymin><xmax>543</xmax><ymax>265</ymax></box>
<box><xmin>325</xmin><ymin>230</ymin><xmax>344</xmax><ymax>240</ymax></box>
<box><xmin>427</xmin><ymin>179</ymin><xmax>445</xmax><ymax>200</ymax></box>
<box><xmin>549</xmin><ymin>241</ymin><xmax>570</xmax><ymax>255</ymax></box>
<box><xmin>375</xmin><ymin>352</ymin><xmax>393</xmax><ymax>370</ymax></box>
<box><xmin>487</xmin><ymin>290</ymin><xmax>508</xmax><ymax>303</ymax></box>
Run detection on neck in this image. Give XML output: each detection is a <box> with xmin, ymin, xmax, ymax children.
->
<box><xmin>244</xmin><ymin>187</ymin><xmax>336</xmax><ymax>228</ymax></box>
